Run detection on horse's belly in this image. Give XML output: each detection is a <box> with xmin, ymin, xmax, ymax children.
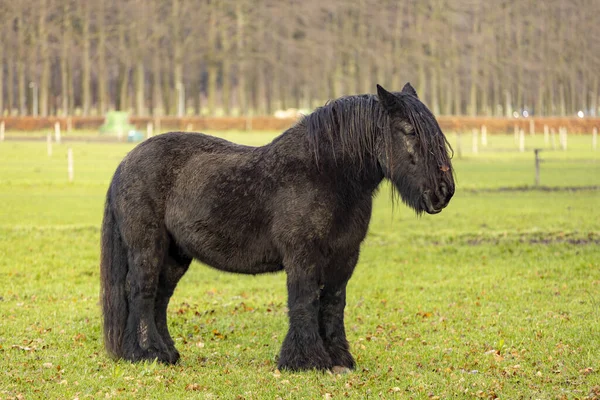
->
<box><xmin>170</xmin><ymin>222</ymin><xmax>282</xmax><ymax>274</ymax></box>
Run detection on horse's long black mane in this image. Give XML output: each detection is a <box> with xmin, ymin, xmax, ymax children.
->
<box><xmin>301</xmin><ymin>93</ymin><xmax>453</xmax><ymax>183</ymax></box>
<box><xmin>303</xmin><ymin>94</ymin><xmax>388</xmax><ymax>169</ymax></box>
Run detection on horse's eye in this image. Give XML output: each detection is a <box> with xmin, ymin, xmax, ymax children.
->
<box><xmin>396</xmin><ymin>121</ymin><xmax>415</xmax><ymax>136</ymax></box>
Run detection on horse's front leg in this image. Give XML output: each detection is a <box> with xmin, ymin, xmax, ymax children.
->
<box><xmin>278</xmin><ymin>253</ymin><xmax>332</xmax><ymax>371</ymax></box>
<box><xmin>319</xmin><ymin>251</ymin><xmax>359</xmax><ymax>371</ymax></box>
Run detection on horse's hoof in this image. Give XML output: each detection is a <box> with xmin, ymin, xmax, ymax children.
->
<box><xmin>332</xmin><ymin>365</ymin><xmax>352</xmax><ymax>374</ymax></box>
<box><xmin>166</xmin><ymin>348</ymin><xmax>180</xmax><ymax>364</ymax></box>
<box><xmin>126</xmin><ymin>346</ymin><xmax>178</xmax><ymax>365</ymax></box>
<box><xmin>277</xmin><ymin>354</ymin><xmax>333</xmax><ymax>371</ymax></box>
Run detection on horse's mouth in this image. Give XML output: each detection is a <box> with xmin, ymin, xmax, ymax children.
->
<box><xmin>421</xmin><ymin>191</ymin><xmax>445</xmax><ymax>214</ymax></box>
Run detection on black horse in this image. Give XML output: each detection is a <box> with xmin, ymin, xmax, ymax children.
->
<box><xmin>100</xmin><ymin>83</ymin><xmax>454</xmax><ymax>371</ymax></box>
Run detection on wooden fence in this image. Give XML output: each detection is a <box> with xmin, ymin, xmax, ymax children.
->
<box><xmin>1</xmin><ymin>115</ymin><xmax>600</xmax><ymax>134</ymax></box>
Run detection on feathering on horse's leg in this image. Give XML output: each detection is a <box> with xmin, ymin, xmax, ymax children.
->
<box><xmin>154</xmin><ymin>244</ymin><xmax>191</xmax><ymax>364</ymax></box>
<box><xmin>121</xmin><ymin>231</ymin><xmax>174</xmax><ymax>364</ymax></box>
<box><xmin>318</xmin><ymin>251</ymin><xmax>359</xmax><ymax>372</ymax></box>
<box><xmin>277</xmin><ymin>252</ymin><xmax>333</xmax><ymax>371</ymax></box>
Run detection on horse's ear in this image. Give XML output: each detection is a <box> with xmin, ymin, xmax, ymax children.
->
<box><xmin>401</xmin><ymin>82</ymin><xmax>418</xmax><ymax>98</ymax></box>
<box><xmin>377</xmin><ymin>84</ymin><xmax>399</xmax><ymax>111</ymax></box>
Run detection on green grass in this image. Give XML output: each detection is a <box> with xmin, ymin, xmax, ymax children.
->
<box><xmin>1</xmin><ymin>132</ymin><xmax>599</xmax><ymax>399</ymax></box>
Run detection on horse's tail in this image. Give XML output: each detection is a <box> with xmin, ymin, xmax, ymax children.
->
<box><xmin>100</xmin><ymin>173</ymin><xmax>128</xmax><ymax>359</ymax></box>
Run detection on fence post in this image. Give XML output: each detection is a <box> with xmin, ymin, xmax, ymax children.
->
<box><xmin>559</xmin><ymin>127</ymin><xmax>567</xmax><ymax>150</ymax></box>
<box><xmin>529</xmin><ymin>119</ymin><xmax>535</xmax><ymax>136</ymax></box>
<box><xmin>54</xmin><ymin>122</ymin><xmax>61</xmax><ymax>144</ymax></box>
<box><xmin>534</xmin><ymin>149</ymin><xmax>542</xmax><ymax>186</ymax></box>
<box><xmin>481</xmin><ymin>125</ymin><xmax>487</xmax><ymax>146</ymax></box>
<box><xmin>154</xmin><ymin>116</ymin><xmax>161</xmax><ymax>135</ymax></box>
<box><xmin>147</xmin><ymin>122</ymin><xmax>153</xmax><ymax>138</ymax></box>
<box><xmin>47</xmin><ymin>132</ymin><xmax>52</xmax><ymax>156</ymax></box>
<box><xmin>550</xmin><ymin>128</ymin><xmax>556</xmax><ymax>149</ymax></box>
<box><xmin>519</xmin><ymin>129</ymin><xmax>525</xmax><ymax>152</ymax></box>
<box><xmin>543</xmin><ymin>125</ymin><xmax>549</xmax><ymax>145</ymax></box>
<box><xmin>67</xmin><ymin>147</ymin><xmax>74</xmax><ymax>182</ymax></box>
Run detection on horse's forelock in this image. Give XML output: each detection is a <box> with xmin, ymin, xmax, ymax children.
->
<box><xmin>401</xmin><ymin>95</ymin><xmax>454</xmax><ymax>181</ymax></box>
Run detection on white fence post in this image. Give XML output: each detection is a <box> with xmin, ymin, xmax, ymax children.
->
<box><xmin>519</xmin><ymin>129</ymin><xmax>525</xmax><ymax>152</ymax></box>
<box><xmin>529</xmin><ymin>119</ymin><xmax>535</xmax><ymax>136</ymax></box>
<box><xmin>543</xmin><ymin>125</ymin><xmax>549</xmax><ymax>145</ymax></box>
<box><xmin>147</xmin><ymin>122</ymin><xmax>153</xmax><ymax>138</ymax></box>
<box><xmin>456</xmin><ymin>131</ymin><xmax>462</xmax><ymax>159</ymax></box>
<box><xmin>47</xmin><ymin>132</ymin><xmax>52</xmax><ymax>156</ymax></box>
<box><xmin>54</xmin><ymin>121</ymin><xmax>61</xmax><ymax>144</ymax></box>
<box><xmin>67</xmin><ymin>147</ymin><xmax>74</xmax><ymax>182</ymax></box>
<box><xmin>559</xmin><ymin>127</ymin><xmax>568</xmax><ymax>150</ymax></box>
<box><xmin>0</xmin><ymin>120</ymin><xmax>5</xmax><ymax>142</ymax></box>
<box><xmin>481</xmin><ymin>125</ymin><xmax>487</xmax><ymax>146</ymax></box>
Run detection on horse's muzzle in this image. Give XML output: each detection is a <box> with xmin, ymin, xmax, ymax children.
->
<box><xmin>422</xmin><ymin>181</ymin><xmax>454</xmax><ymax>214</ymax></box>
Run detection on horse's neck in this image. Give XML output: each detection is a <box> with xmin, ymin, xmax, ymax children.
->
<box><xmin>269</xmin><ymin>124</ymin><xmax>384</xmax><ymax>193</ymax></box>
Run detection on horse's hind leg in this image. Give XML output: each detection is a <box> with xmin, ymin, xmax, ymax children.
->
<box><xmin>121</xmin><ymin>229</ymin><xmax>173</xmax><ymax>364</ymax></box>
<box><xmin>154</xmin><ymin>242</ymin><xmax>191</xmax><ymax>364</ymax></box>
<box><xmin>319</xmin><ymin>251</ymin><xmax>359</xmax><ymax>371</ymax></box>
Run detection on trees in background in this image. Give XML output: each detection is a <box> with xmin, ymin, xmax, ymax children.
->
<box><xmin>0</xmin><ymin>0</ymin><xmax>598</xmax><ymax>117</ymax></box>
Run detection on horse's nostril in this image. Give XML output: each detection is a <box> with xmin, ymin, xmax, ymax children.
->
<box><xmin>441</xmin><ymin>183</ymin><xmax>447</xmax><ymax>197</ymax></box>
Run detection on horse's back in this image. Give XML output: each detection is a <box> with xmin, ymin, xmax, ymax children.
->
<box><xmin>109</xmin><ymin>132</ymin><xmax>255</xmax><ymax>236</ymax></box>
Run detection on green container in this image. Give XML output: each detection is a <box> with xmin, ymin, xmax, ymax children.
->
<box><xmin>99</xmin><ymin>111</ymin><xmax>135</xmax><ymax>135</ymax></box>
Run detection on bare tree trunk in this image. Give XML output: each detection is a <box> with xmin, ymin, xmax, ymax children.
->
<box><xmin>559</xmin><ymin>82</ymin><xmax>566</xmax><ymax>116</ymax></box>
<box><xmin>135</xmin><ymin>62</ymin><xmax>145</xmax><ymax>116</ymax></box>
<box><xmin>16</xmin><ymin>12</ymin><xmax>26</xmax><ymax>115</ymax></box>
<box><xmin>332</xmin><ymin>12</ymin><xmax>344</xmax><ymax>98</ymax></box>
<box><xmin>344</xmin><ymin>13</ymin><xmax>357</xmax><ymax>95</ymax></box>
<box><xmin>429</xmin><ymin>31</ymin><xmax>440</xmax><ymax>114</ymax></box>
<box><xmin>591</xmin><ymin>77</ymin><xmax>599</xmax><ymax>117</ymax></box>
<box><xmin>206</xmin><ymin>1</ymin><xmax>219</xmax><ymax>116</ymax></box>
<box><xmin>221</xmin><ymin>22</ymin><xmax>232</xmax><ymax>116</ymax></box>
<box><xmin>97</xmin><ymin>1</ymin><xmax>108</xmax><ymax>114</ymax></box>
<box><xmin>60</xmin><ymin>2</ymin><xmax>70</xmax><ymax>116</ymax></box>
<box><xmin>81</xmin><ymin>1</ymin><xmax>91</xmax><ymax>115</ymax></box>
<box><xmin>172</xmin><ymin>0</ymin><xmax>183</xmax><ymax>116</ymax></box>
<box><xmin>8</xmin><ymin>60</ymin><xmax>14</xmax><ymax>113</ymax></box>
<box><xmin>356</xmin><ymin>0</ymin><xmax>370</xmax><ymax>94</ymax></box>
<box><xmin>0</xmin><ymin>37</ymin><xmax>3</xmax><ymax>115</ymax></box>
<box><xmin>468</xmin><ymin>8</ymin><xmax>479</xmax><ymax>116</ymax></box>
<box><xmin>161</xmin><ymin>67</ymin><xmax>171</xmax><ymax>115</ymax></box>
<box><xmin>236</xmin><ymin>1</ymin><xmax>247</xmax><ymax>115</ymax></box>
<box><xmin>152</xmin><ymin>50</ymin><xmax>163</xmax><ymax>115</ymax></box>
<box><xmin>117</xmin><ymin>4</ymin><xmax>129</xmax><ymax>111</ymax></box>
<box><xmin>39</xmin><ymin>0</ymin><xmax>50</xmax><ymax>116</ymax></box>
<box><xmin>391</xmin><ymin>3</ymin><xmax>403</xmax><ymax>91</ymax></box>
<box><xmin>415</xmin><ymin>5</ymin><xmax>427</xmax><ymax>102</ymax></box>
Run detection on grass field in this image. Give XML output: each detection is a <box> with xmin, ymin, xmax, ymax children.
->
<box><xmin>1</xmin><ymin>130</ymin><xmax>599</xmax><ymax>399</ymax></box>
